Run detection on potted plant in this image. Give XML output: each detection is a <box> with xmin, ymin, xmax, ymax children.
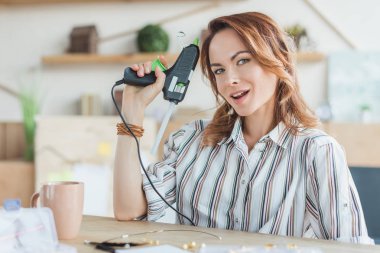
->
<box><xmin>0</xmin><ymin>83</ymin><xmax>39</xmax><ymax>161</ymax></box>
<box><xmin>285</xmin><ymin>24</ymin><xmax>308</xmax><ymax>50</ymax></box>
<box><xmin>20</xmin><ymin>88</ymin><xmax>39</xmax><ymax>161</ymax></box>
<box><xmin>137</xmin><ymin>24</ymin><xmax>169</xmax><ymax>53</ymax></box>
<box><xmin>359</xmin><ymin>103</ymin><xmax>371</xmax><ymax>123</ymax></box>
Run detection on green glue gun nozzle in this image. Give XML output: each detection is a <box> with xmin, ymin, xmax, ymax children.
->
<box><xmin>151</xmin><ymin>58</ymin><xmax>167</xmax><ymax>72</ymax></box>
<box><xmin>193</xmin><ymin>38</ymin><xmax>199</xmax><ymax>46</ymax></box>
<box><xmin>121</xmin><ymin>41</ymin><xmax>200</xmax><ymax>104</ymax></box>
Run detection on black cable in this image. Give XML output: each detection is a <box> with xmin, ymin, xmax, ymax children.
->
<box><xmin>112</xmin><ymin>80</ymin><xmax>195</xmax><ymax>226</ymax></box>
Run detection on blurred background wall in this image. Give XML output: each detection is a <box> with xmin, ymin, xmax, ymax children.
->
<box><xmin>1</xmin><ymin>0</ymin><xmax>379</xmax><ymax>121</ymax></box>
<box><xmin>1</xmin><ymin>0</ymin><xmax>380</xmax><ymax>238</ymax></box>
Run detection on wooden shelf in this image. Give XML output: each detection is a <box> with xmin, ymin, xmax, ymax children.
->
<box><xmin>296</xmin><ymin>52</ymin><xmax>325</xmax><ymax>62</ymax></box>
<box><xmin>42</xmin><ymin>53</ymin><xmax>178</xmax><ymax>65</ymax></box>
<box><xmin>1</xmin><ymin>0</ymin><xmax>242</xmax><ymax>4</ymax></box>
<box><xmin>42</xmin><ymin>52</ymin><xmax>325</xmax><ymax>65</ymax></box>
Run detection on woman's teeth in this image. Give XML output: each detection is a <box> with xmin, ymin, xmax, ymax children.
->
<box><xmin>231</xmin><ymin>90</ymin><xmax>249</xmax><ymax>99</ymax></box>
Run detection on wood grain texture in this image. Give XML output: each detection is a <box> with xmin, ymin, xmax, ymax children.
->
<box><xmin>322</xmin><ymin>122</ymin><xmax>380</xmax><ymax>168</ymax></box>
<box><xmin>0</xmin><ymin>122</ymin><xmax>25</xmax><ymax>160</ymax></box>
<box><xmin>41</xmin><ymin>52</ymin><xmax>325</xmax><ymax>65</ymax></box>
<box><xmin>5</xmin><ymin>122</ymin><xmax>25</xmax><ymax>159</ymax></box>
<box><xmin>62</xmin><ymin>215</ymin><xmax>380</xmax><ymax>252</ymax></box>
<box><xmin>0</xmin><ymin>0</ymin><xmax>244</xmax><ymax>4</ymax></box>
<box><xmin>0</xmin><ymin>123</ymin><xmax>5</xmax><ymax>160</ymax></box>
<box><xmin>296</xmin><ymin>51</ymin><xmax>325</xmax><ymax>61</ymax></box>
<box><xmin>42</xmin><ymin>53</ymin><xmax>178</xmax><ymax>65</ymax></box>
<box><xmin>0</xmin><ymin>160</ymin><xmax>34</xmax><ymax>207</ymax></box>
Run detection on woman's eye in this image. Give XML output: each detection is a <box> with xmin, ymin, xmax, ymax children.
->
<box><xmin>237</xmin><ymin>58</ymin><xmax>250</xmax><ymax>65</ymax></box>
<box><xmin>213</xmin><ymin>68</ymin><xmax>225</xmax><ymax>75</ymax></box>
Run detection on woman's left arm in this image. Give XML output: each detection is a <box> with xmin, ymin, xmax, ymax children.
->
<box><xmin>306</xmin><ymin>138</ymin><xmax>374</xmax><ymax>244</ymax></box>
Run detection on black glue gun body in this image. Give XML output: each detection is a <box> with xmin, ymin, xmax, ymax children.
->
<box><xmin>122</xmin><ymin>43</ymin><xmax>200</xmax><ymax>104</ymax></box>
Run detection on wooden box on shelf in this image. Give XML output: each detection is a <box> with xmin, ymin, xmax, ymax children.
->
<box><xmin>68</xmin><ymin>25</ymin><xmax>98</xmax><ymax>54</ymax></box>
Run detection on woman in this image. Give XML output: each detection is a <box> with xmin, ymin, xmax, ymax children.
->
<box><xmin>113</xmin><ymin>12</ymin><xmax>373</xmax><ymax>244</ymax></box>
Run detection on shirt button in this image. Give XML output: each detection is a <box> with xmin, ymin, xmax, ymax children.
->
<box><xmin>235</xmin><ymin>218</ymin><xmax>239</xmax><ymax>223</ymax></box>
<box><xmin>241</xmin><ymin>179</ymin><xmax>246</xmax><ymax>185</ymax></box>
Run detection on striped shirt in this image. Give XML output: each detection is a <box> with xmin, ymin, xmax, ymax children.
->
<box><xmin>142</xmin><ymin>118</ymin><xmax>373</xmax><ymax>244</ymax></box>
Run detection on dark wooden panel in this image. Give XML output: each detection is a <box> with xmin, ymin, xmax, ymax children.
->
<box><xmin>0</xmin><ymin>160</ymin><xmax>35</xmax><ymax>207</ymax></box>
<box><xmin>4</xmin><ymin>122</ymin><xmax>25</xmax><ymax>160</ymax></box>
<box><xmin>0</xmin><ymin>123</ymin><xmax>5</xmax><ymax>160</ymax></box>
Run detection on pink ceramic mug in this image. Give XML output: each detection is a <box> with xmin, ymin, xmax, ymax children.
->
<box><xmin>31</xmin><ymin>181</ymin><xmax>84</xmax><ymax>240</ymax></box>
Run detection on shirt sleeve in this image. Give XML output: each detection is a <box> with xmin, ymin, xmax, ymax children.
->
<box><xmin>305</xmin><ymin>138</ymin><xmax>374</xmax><ymax>244</ymax></box>
<box><xmin>141</xmin><ymin>123</ymin><xmax>193</xmax><ymax>221</ymax></box>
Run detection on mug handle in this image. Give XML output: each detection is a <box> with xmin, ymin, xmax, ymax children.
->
<box><xmin>30</xmin><ymin>192</ymin><xmax>40</xmax><ymax>207</ymax></box>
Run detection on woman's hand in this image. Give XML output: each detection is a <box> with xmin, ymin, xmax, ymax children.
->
<box><xmin>121</xmin><ymin>56</ymin><xmax>168</xmax><ymax>123</ymax></box>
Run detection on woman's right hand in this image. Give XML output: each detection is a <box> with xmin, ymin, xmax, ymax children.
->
<box><xmin>121</xmin><ymin>56</ymin><xmax>167</xmax><ymax>123</ymax></box>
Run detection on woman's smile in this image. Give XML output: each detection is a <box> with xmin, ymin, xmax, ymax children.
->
<box><xmin>230</xmin><ymin>89</ymin><xmax>250</xmax><ymax>104</ymax></box>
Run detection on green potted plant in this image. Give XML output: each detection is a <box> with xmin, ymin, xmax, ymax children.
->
<box><xmin>19</xmin><ymin>88</ymin><xmax>39</xmax><ymax>161</ymax></box>
<box><xmin>285</xmin><ymin>24</ymin><xmax>307</xmax><ymax>50</ymax></box>
<box><xmin>137</xmin><ymin>24</ymin><xmax>169</xmax><ymax>52</ymax></box>
<box><xmin>0</xmin><ymin>82</ymin><xmax>40</xmax><ymax>161</ymax></box>
<box><xmin>359</xmin><ymin>103</ymin><xmax>371</xmax><ymax>123</ymax></box>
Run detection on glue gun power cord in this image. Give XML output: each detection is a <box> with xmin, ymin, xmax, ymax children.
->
<box><xmin>112</xmin><ymin>80</ymin><xmax>195</xmax><ymax>226</ymax></box>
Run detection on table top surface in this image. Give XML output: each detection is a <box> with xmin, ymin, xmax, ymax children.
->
<box><xmin>61</xmin><ymin>216</ymin><xmax>380</xmax><ymax>253</ymax></box>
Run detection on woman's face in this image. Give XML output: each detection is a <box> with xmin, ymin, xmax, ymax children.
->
<box><xmin>209</xmin><ymin>28</ymin><xmax>278</xmax><ymax>118</ymax></box>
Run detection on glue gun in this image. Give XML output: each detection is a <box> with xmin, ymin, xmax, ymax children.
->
<box><xmin>122</xmin><ymin>39</ymin><xmax>200</xmax><ymax>104</ymax></box>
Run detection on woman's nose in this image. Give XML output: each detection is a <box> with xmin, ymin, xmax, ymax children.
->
<box><xmin>224</xmin><ymin>70</ymin><xmax>239</xmax><ymax>86</ymax></box>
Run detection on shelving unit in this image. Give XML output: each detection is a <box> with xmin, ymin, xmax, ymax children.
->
<box><xmin>0</xmin><ymin>0</ymin><xmax>243</xmax><ymax>4</ymax></box>
<box><xmin>42</xmin><ymin>53</ymin><xmax>178</xmax><ymax>65</ymax></box>
<box><xmin>42</xmin><ymin>52</ymin><xmax>325</xmax><ymax>65</ymax></box>
<box><xmin>296</xmin><ymin>51</ymin><xmax>325</xmax><ymax>62</ymax></box>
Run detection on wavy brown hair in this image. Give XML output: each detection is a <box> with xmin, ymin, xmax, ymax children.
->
<box><xmin>201</xmin><ymin>12</ymin><xmax>319</xmax><ymax>146</ymax></box>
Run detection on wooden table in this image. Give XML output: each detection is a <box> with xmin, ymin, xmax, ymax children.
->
<box><xmin>61</xmin><ymin>216</ymin><xmax>380</xmax><ymax>253</ymax></box>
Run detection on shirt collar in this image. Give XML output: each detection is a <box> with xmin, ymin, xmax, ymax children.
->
<box><xmin>218</xmin><ymin>118</ymin><xmax>291</xmax><ymax>149</ymax></box>
<box><xmin>266</xmin><ymin>122</ymin><xmax>291</xmax><ymax>149</ymax></box>
<box><xmin>217</xmin><ymin>117</ymin><xmax>243</xmax><ymax>146</ymax></box>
